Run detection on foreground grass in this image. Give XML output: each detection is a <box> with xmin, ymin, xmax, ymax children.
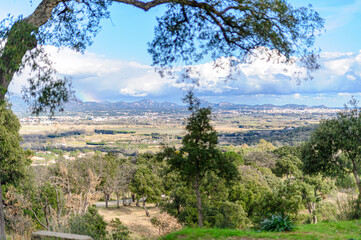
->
<box><xmin>162</xmin><ymin>220</ymin><xmax>361</xmax><ymax>240</ymax></box>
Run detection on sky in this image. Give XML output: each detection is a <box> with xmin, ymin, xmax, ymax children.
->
<box><xmin>3</xmin><ymin>0</ymin><xmax>361</xmax><ymax>107</ymax></box>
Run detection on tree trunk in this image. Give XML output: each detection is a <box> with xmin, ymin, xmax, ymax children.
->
<box><xmin>311</xmin><ymin>202</ymin><xmax>317</xmax><ymax>224</ymax></box>
<box><xmin>116</xmin><ymin>192</ymin><xmax>120</xmax><ymax>208</ymax></box>
<box><xmin>143</xmin><ymin>198</ymin><xmax>150</xmax><ymax>217</ymax></box>
<box><xmin>352</xmin><ymin>167</ymin><xmax>361</xmax><ymax>200</ymax></box>
<box><xmin>105</xmin><ymin>194</ymin><xmax>109</xmax><ymax>208</ymax></box>
<box><xmin>0</xmin><ymin>179</ymin><xmax>6</xmax><ymax>240</ymax></box>
<box><xmin>194</xmin><ymin>175</ymin><xmax>203</xmax><ymax>227</ymax></box>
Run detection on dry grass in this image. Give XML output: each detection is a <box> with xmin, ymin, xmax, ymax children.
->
<box><xmin>98</xmin><ymin>204</ymin><xmax>162</xmax><ymax>239</ymax></box>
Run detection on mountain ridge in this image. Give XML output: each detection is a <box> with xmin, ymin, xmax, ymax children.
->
<box><xmin>8</xmin><ymin>95</ymin><xmax>335</xmax><ymax>115</ymax></box>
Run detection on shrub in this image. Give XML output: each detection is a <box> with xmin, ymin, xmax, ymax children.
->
<box><xmin>109</xmin><ymin>218</ymin><xmax>131</xmax><ymax>240</ymax></box>
<box><xmin>315</xmin><ymin>202</ymin><xmax>338</xmax><ymax>222</ymax></box>
<box><xmin>68</xmin><ymin>206</ymin><xmax>107</xmax><ymax>240</ymax></box>
<box><xmin>258</xmin><ymin>214</ymin><xmax>295</xmax><ymax>232</ymax></box>
<box><xmin>211</xmin><ymin>202</ymin><xmax>249</xmax><ymax>229</ymax></box>
<box><xmin>337</xmin><ymin>196</ymin><xmax>361</xmax><ymax>220</ymax></box>
<box><xmin>151</xmin><ymin>213</ymin><xmax>182</xmax><ymax>236</ymax></box>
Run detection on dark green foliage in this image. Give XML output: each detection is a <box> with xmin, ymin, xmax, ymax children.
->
<box><xmin>162</xmin><ymin>92</ymin><xmax>238</xmax><ymax>227</ymax></box>
<box><xmin>149</xmin><ymin>0</ymin><xmax>323</xmax><ymax>76</ymax></box>
<box><xmin>223</xmin><ymin>151</ymin><xmax>244</xmax><ymax>166</ymax></box>
<box><xmin>0</xmin><ymin>102</ymin><xmax>29</xmax><ymax>184</ymax></box>
<box><xmin>335</xmin><ymin>174</ymin><xmax>356</xmax><ymax>189</ymax></box>
<box><xmin>95</xmin><ymin>130</ymin><xmax>135</xmax><ymax>135</ymax></box>
<box><xmin>273</xmin><ymin>154</ymin><xmax>303</xmax><ymax>178</ymax></box>
<box><xmin>205</xmin><ymin>201</ymin><xmax>249</xmax><ymax>229</ymax></box>
<box><xmin>86</xmin><ymin>141</ymin><xmax>106</xmax><ymax>146</ymax></box>
<box><xmin>47</xmin><ymin>131</ymin><xmax>82</xmax><ymax>138</ymax></box>
<box><xmin>109</xmin><ymin>218</ymin><xmax>131</xmax><ymax>240</ymax></box>
<box><xmin>68</xmin><ymin>206</ymin><xmax>107</xmax><ymax>240</ymax></box>
<box><xmin>302</xmin><ymin>98</ymin><xmax>361</xmax><ymax>200</ymax></box>
<box><xmin>258</xmin><ymin>214</ymin><xmax>295</xmax><ymax>232</ymax></box>
<box><xmin>219</xmin><ymin>125</ymin><xmax>317</xmax><ymax>146</ymax></box>
<box><xmin>130</xmin><ymin>165</ymin><xmax>163</xmax><ymax>203</ymax></box>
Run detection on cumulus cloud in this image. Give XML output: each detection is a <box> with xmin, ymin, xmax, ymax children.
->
<box><xmin>7</xmin><ymin>46</ymin><xmax>361</xmax><ymax>105</ymax></box>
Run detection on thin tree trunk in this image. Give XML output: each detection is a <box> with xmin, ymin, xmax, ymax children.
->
<box><xmin>116</xmin><ymin>192</ymin><xmax>120</xmax><ymax>208</ymax></box>
<box><xmin>105</xmin><ymin>194</ymin><xmax>109</xmax><ymax>208</ymax></box>
<box><xmin>194</xmin><ymin>175</ymin><xmax>203</xmax><ymax>227</ymax></box>
<box><xmin>350</xmin><ymin>159</ymin><xmax>361</xmax><ymax>213</ymax></box>
<box><xmin>143</xmin><ymin>198</ymin><xmax>150</xmax><ymax>217</ymax></box>
<box><xmin>352</xmin><ymin>167</ymin><xmax>361</xmax><ymax>200</ymax></box>
<box><xmin>0</xmin><ymin>179</ymin><xmax>6</xmax><ymax>240</ymax></box>
<box><xmin>123</xmin><ymin>192</ymin><xmax>127</xmax><ymax>206</ymax></box>
<box><xmin>136</xmin><ymin>196</ymin><xmax>139</xmax><ymax>207</ymax></box>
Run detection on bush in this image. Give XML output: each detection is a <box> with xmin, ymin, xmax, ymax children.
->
<box><xmin>335</xmin><ymin>174</ymin><xmax>356</xmax><ymax>190</ymax></box>
<box><xmin>109</xmin><ymin>218</ymin><xmax>131</xmax><ymax>240</ymax></box>
<box><xmin>258</xmin><ymin>214</ymin><xmax>295</xmax><ymax>232</ymax></box>
<box><xmin>151</xmin><ymin>213</ymin><xmax>182</xmax><ymax>236</ymax></box>
<box><xmin>337</xmin><ymin>196</ymin><xmax>361</xmax><ymax>220</ymax></box>
<box><xmin>68</xmin><ymin>206</ymin><xmax>107</xmax><ymax>240</ymax></box>
<box><xmin>315</xmin><ymin>202</ymin><xmax>338</xmax><ymax>222</ymax></box>
<box><xmin>211</xmin><ymin>202</ymin><xmax>249</xmax><ymax>229</ymax></box>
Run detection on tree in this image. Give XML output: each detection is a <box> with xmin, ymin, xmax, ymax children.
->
<box><xmin>273</xmin><ymin>147</ymin><xmax>303</xmax><ymax>179</ymax></box>
<box><xmin>0</xmin><ymin>0</ymin><xmax>323</xmax><ymax>113</ymax></box>
<box><xmin>302</xmin><ymin>98</ymin><xmax>361</xmax><ymax>201</ymax></box>
<box><xmin>163</xmin><ymin>92</ymin><xmax>238</xmax><ymax>227</ymax></box>
<box><xmin>98</xmin><ymin>153</ymin><xmax>118</xmax><ymax>208</ymax></box>
<box><xmin>0</xmin><ymin>103</ymin><xmax>30</xmax><ymax>240</ymax></box>
<box><xmin>130</xmin><ymin>164</ymin><xmax>162</xmax><ymax>217</ymax></box>
<box><xmin>113</xmin><ymin>159</ymin><xmax>136</xmax><ymax>208</ymax></box>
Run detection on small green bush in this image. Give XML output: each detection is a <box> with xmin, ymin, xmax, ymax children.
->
<box><xmin>213</xmin><ymin>202</ymin><xmax>249</xmax><ymax>229</ymax></box>
<box><xmin>68</xmin><ymin>206</ymin><xmax>107</xmax><ymax>240</ymax></box>
<box><xmin>109</xmin><ymin>218</ymin><xmax>131</xmax><ymax>240</ymax></box>
<box><xmin>258</xmin><ymin>214</ymin><xmax>295</xmax><ymax>232</ymax></box>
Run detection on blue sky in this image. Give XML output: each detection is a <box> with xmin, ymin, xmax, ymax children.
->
<box><xmin>4</xmin><ymin>0</ymin><xmax>361</xmax><ymax>107</ymax></box>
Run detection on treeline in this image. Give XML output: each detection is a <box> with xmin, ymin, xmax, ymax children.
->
<box><xmin>95</xmin><ymin>129</ymin><xmax>136</xmax><ymax>134</ymax></box>
<box><xmin>47</xmin><ymin>131</ymin><xmax>83</xmax><ymax>138</ymax></box>
<box><xmin>219</xmin><ymin>125</ymin><xmax>317</xmax><ymax>146</ymax></box>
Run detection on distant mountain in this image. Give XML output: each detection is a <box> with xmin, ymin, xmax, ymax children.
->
<box><xmin>8</xmin><ymin>95</ymin><xmax>333</xmax><ymax>116</ymax></box>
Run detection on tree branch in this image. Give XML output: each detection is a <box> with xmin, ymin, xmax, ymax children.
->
<box><xmin>111</xmin><ymin>0</ymin><xmax>174</xmax><ymax>11</ymax></box>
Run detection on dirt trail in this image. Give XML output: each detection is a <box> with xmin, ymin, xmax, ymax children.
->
<box><xmin>98</xmin><ymin>205</ymin><xmax>161</xmax><ymax>239</ymax></box>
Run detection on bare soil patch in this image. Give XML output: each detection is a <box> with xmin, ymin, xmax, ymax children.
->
<box><xmin>98</xmin><ymin>205</ymin><xmax>161</xmax><ymax>239</ymax></box>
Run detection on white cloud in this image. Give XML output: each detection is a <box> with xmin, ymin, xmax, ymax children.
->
<box><xmin>8</xmin><ymin>46</ymin><xmax>361</xmax><ymax>104</ymax></box>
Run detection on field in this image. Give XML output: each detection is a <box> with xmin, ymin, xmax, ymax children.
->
<box><xmin>19</xmin><ymin>107</ymin><xmax>338</xmax><ymax>165</ymax></box>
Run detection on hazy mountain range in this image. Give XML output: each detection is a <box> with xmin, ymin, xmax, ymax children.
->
<box><xmin>9</xmin><ymin>95</ymin><xmax>333</xmax><ymax>116</ymax></box>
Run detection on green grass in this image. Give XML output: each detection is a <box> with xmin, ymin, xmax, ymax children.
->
<box><xmin>162</xmin><ymin>220</ymin><xmax>361</xmax><ymax>240</ymax></box>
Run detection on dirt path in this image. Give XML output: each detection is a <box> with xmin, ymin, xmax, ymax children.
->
<box><xmin>98</xmin><ymin>204</ymin><xmax>161</xmax><ymax>239</ymax></box>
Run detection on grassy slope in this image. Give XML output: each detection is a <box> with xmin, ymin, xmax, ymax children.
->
<box><xmin>162</xmin><ymin>220</ymin><xmax>361</xmax><ymax>240</ymax></box>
